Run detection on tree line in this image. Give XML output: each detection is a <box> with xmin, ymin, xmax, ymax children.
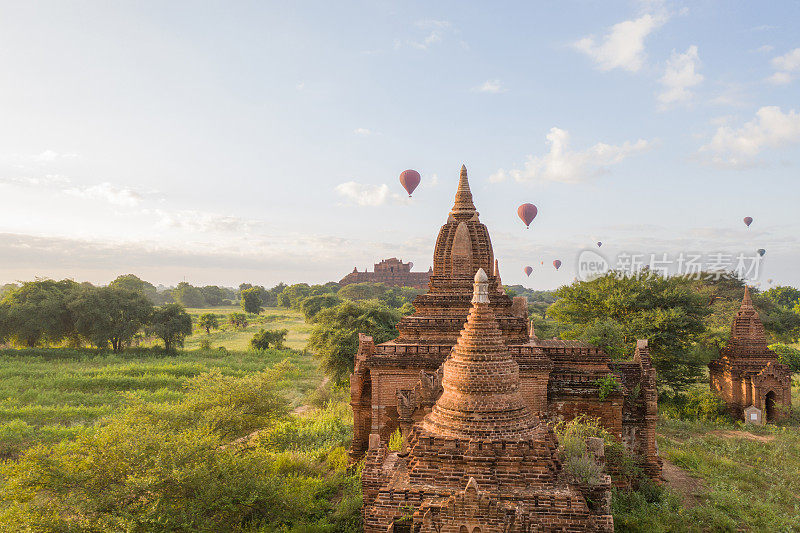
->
<box><xmin>0</xmin><ymin>279</ymin><xmax>192</xmax><ymax>352</ymax></box>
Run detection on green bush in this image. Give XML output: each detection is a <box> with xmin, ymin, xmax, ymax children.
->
<box><xmin>660</xmin><ymin>386</ymin><xmax>729</xmax><ymax>422</ymax></box>
<box><xmin>770</xmin><ymin>343</ymin><xmax>800</xmax><ymax>373</ymax></box>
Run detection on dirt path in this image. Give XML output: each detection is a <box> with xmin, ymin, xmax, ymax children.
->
<box><xmin>292</xmin><ymin>375</ymin><xmax>331</xmax><ymax>415</ymax></box>
<box><xmin>708</xmin><ymin>429</ymin><xmax>774</xmax><ymax>443</ymax></box>
<box><xmin>661</xmin><ymin>459</ymin><xmax>706</xmax><ymax>507</ymax></box>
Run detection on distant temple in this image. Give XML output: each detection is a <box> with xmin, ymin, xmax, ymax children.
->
<box><xmin>709</xmin><ymin>287</ymin><xmax>792</xmax><ymax>423</ymax></box>
<box><xmin>352</xmin><ymin>165</ymin><xmax>661</xmax><ymax>532</ymax></box>
<box><xmin>339</xmin><ymin>258</ymin><xmax>432</xmax><ymax>289</ymax></box>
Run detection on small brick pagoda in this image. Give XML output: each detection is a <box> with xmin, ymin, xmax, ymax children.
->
<box><xmin>361</xmin><ymin>269</ymin><xmax>614</xmax><ymax>532</ymax></box>
<box><xmin>340</xmin><ymin>258</ymin><xmax>432</xmax><ymax>289</ymax></box>
<box><xmin>350</xmin><ymin>166</ymin><xmax>662</xmax><ymax>499</ymax></box>
<box><xmin>709</xmin><ymin>287</ymin><xmax>792</xmax><ymax>422</ymax></box>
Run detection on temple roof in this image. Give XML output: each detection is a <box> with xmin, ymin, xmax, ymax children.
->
<box><xmin>449</xmin><ymin>164</ymin><xmax>478</xmax><ymax>220</ymax></box>
<box><xmin>420</xmin><ymin>269</ymin><xmax>539</xmax><ymax>439</ymax></box>
<box><xmin>722</xmin><ymin>286</ymin><xmax>773</xmax><ymax>358</ymax></box>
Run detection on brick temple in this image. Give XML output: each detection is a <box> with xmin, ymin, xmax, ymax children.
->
<box><xmin>351</xmin><ymin>165</ymin><xmax>662</xmax><ymax>530</ymax></box>
<box><xmin>709</xmin><ymin>287</ymin><xmax>792</xmax><ymax>422</ymax></box>
<box><xmin>340</xmin><ymin>258</ymin><xmax>432</xmax><ymax>289</ymax></box>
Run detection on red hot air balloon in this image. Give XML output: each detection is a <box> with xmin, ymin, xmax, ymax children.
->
<box><xmin>743</xmin><ymin>216</ymin><xmax>753</xmax><ymax>227</ymax></box>
<box><xmin>553</xmin><ymin>259</ymin><xmax>562</xmax><ymax>270</ymax></box>
<box><xmin>524</xmin><ymin>266</ymin><xmax>533</xmax><ymax>277</ymax></box>
<box><xmin>399</xmin><ymin>169</ymin><xmax>421</xmax><ymax>197</ymax></box>
<box><xmin>517</xmin><ymin>203</ymin><xmax>538</xmax><ymax>228</ymax></box>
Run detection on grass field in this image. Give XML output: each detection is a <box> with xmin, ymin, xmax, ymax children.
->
<box><xmin>182</xmin><ymin>306</ymin><xmax>312</xmax><ymax>350</ymax></box>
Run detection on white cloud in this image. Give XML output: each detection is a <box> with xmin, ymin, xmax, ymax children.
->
<box><xmin>699</xmin><ymin>106</ymin><xmax>800</xmax><ymax>167</ymax></box>
<box><xmin>151</xmin><ymin>208</ymin><xmax>260</xmax><ymax>233</ymax></box>
<box><xmin>35</xmin><ymin>150</ymin><xmax>78</xmax><ymax>162</ymax></box>
<box><xmin>65</xmin><ymin>182</ymin><xmax>143</xmax><ymax>207</ymax></box>
<box><xmin>0</xmin><ymin>174</ymin><xmax>71</xmax><ymax>187</ymax></box>
<box><xmin>335</xmin><ymin>181</ymin><xmax>407</xmax><ymax>206</ymax></box>
<box><xmin>768</xmin><ymin>48</ymin><xmax>800</xmax><ymax>85</ymax></box>
<box><xmin>429</xmin><ymin>173</ymin><xmax>440</xmax><ymax>187</ymax></box>
<box><xmin>354</xmin><ymin>128</ymin><xmax>372</xmax><ymax>136</ymax></box>
<box><xmin>573</xmin><ymin>13</ymin><xmax>667</xmax><ymax>72</ymax></box>
<box><xmin>490</xmin><ymin>127</ymin><xmax>649</xmax><ymax>184</ymax></box>
<box><xmin>755</xmin><ymin>44</ymin><xmax>774</xmax><ymax>53</ymax></box>
<box><xmin>398</xmin><ymin>19</ymin><xmax>460</xmax><ymax>51</ymax></box>
<box><xmin>296</xmin><ymin>81</ymin><xmax>305</xmax><ymax>90</ymax></box>
<box><xmin>657</xmin><ymin>45</ymin><xmax>703</xmax><ymax>107</ymax></box>
<box><xmin>472</xmin><ymin>79</ymin><xmax>505</xmax><ymax>93</ymax></box>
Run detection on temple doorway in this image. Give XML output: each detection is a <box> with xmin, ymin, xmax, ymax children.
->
<box><xmin>765</xmin><ymin>390</ymin><xmax>776</xmax><ymax>422</ymax></box>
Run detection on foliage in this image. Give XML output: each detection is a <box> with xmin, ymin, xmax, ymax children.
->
<box><xmin>770</xmin><ymin>343</ymin><xmax>800</xmax><ymax>373</ymax></box>
<box><xmin>388</xmin><ymin>428</ymin><xmax>403</xmax><ymax>452</ymax></box>
<box><xmin>149</xmin><ymin>303</ymin><xmax>192</xmax><ymax>353</ymax></box>
<box><xmin>251</xmin><ymin>329</ymin><xmax>289</xmax><ymax>350</ymax></box>
<box><xmin>70</xmin><ymin>286</ymin><xmax>153</xmax><ymax>352</ymax></box>
<box><xmin>550</xmin><ymin>271</ymin><xmax>709</xmax><ymax>392</ymax></box>
<box><xmin>0</xmin><ymin>366</ymin><xmax>362</xmax><ymax>532</ymax></box>
<box><xmin>109</xmin><ymin>274</ymin><xmax>169</xmax><ymax>305</ymax></box>
<box><xmin>307</xmin><ymin>301</ymin><xmax>400</xmax><ymax>384</ymax></box>
<box><xmin>229</xmin><ymin>312</ymin><xmax>248</xmax><ymax>329</ymax></box>
<box><xmin>240</xmin><ymin>287</ymin><xmax>264</xmax><ymax>315</ymax></box>
<box><xmin>198</xmin><ymin>313</ymin><xmax>220</xmax><ymax>334</ymax></box>
<box><xmin>337</xmin><ymin>283</ymin><xmax>420</xmax><ymax>309</ymax></box>
<box><xmin>278</xmin><ymin>283</ymin><xmax>312</xmax><ymax>309</ymax></box>
<box><xmin>762</xmin><ymin>285</ymin><xmax>800</xmax><ymax>310</ymax></box>
<box><xmin>1</xmin><ymin>279</ymin><xmax>81</xmax><ymax>347</ymax></box>
<box><xmin>595</xmin><ymin>374</ymin><xmax>621</xmax><ymax>401</ymax></box>
<box><xmin>300</xmin><ymin>294</ymin><xmax>342</xmax><ymax>321</ymax></box>
<box><xmin>552</xmin><ymin>415</ymin><xmax>608</xmax><ymax>486</ymax></box>
<box><xmin>659</xmin><ymin>385</ymin><xmax>729</xmax><ymax>422</ymax></box>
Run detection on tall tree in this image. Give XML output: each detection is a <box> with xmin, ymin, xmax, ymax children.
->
<box><xmin>170</xmin><ymin>282</ymin><xmax>207</xmax><ymax>308</ymax></box>
<box><xmin>307</xmin><ymin>301</ymin><xmax>400</xmax><ymax>384</ymax></box>
<box><xmin>549</xmin><ymin>271</ymin><xmax>709</xmax><ymax>392</ymax></box>
<box><xmin>1</xmin><ymin>279</ymin><xmax>80</xmax><ymax>347</ymax></box>
<box><xmin>149</xmin><ymin>304</ymin><xmax>192</xmax><ymax>353</ymax></box>
<box><xmin>109</xmin><ymin>274</ymin><xmax>166</xmax><ymax>305</ymax></box>
<box><xmin>70</xmin><ymin>286</ymin><xmax>153</xmax><ymax>352</ymax></box>
<box><xmin>240</xmin><ymin>288</ymin><xmax>263</xmax><ymax>315</ymax></box>
<box><xmin>198</xmin><ymin>313</ymin><xmax>220</xmax><ymax>335</ymax></box>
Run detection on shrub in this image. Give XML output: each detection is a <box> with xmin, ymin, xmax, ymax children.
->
<box><xmin>660</xmin><ymin>386</ymin><xmax>729</xmax><ymax>422</ymax></box>
<box><xmin>769</xmin><ymin>343</ymin><xmax>800</xmax><ymax>373</ymax></box>
<box><xmin>388</xmin><ymin>428</ymin><xmax>403</xmax><ymax>452</ymax></box>
<box><xmin>595</xmin><ymin>374</ymin><xmax>621</xmax><ymax>401</ymax></box>
<box><xmin>251</xmin><ymin>329</ymin><xmax>289</xmax><ymax>350</ymax></box>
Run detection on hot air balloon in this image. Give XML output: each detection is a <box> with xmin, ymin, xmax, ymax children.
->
<box><xmin>757</xmin><ymin>248</ymin><xmax>766</xmax><ymax>257</ymax></box>
<box><xmin>517</xmin><ymin>203</ymin><xmax>538</xmax><ymax>228</ymax></box>
<box><xmin>597</xmin><ymin>241</ymin><xmax>602</xmax><ymax>248</ymax></box>
<box><xmin>743</xmin><ymin>216</ymin><xmax>753</xmax><ymax>227</ymax></box>
<box><xmin>399</xmin><ymin>169</ymin><xmax>421</xmax><ymax>197</ymax></box>
<box><xmin>768</xmin><ymin>278</ymin><xmax>774</xmax><ymax>284</ymax></box>
<box><xmin>524</xmin><ymin>266</ymin><xmax>533</xmax><ymax>277</ymax></box>
<box><xmin>553</xmin><ymin>259</ymin><xmax>562</xmax><ymax>270</ymax></box>
<box><xmin>540</xmin><ymin>261</ymin><xmax>544</xmax><ymax>265</ymax></box>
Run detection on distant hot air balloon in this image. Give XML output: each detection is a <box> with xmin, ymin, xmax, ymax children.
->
<box><xmin>597</xmin><ymin>241</ymin><xmax>602</xmax><ymax>248</ymax></box>
<box><xmin>517</xmin><ymin>203</ymin><xmax>538</xmax><ymax>229</ymax></box>
<box><xmin>768</xmin><ymin>278</ymin><xmax>774</xmax><ymax>284</ymax></box>
<box><xmin>757</xmin><ymin>248</ymin><xmax>766</xmax><ymax>257</ymax></box>
<box><xmin>399</xmin><ymin>169</ymin><xmax>421</xmax><ymax>197</ymax></box>
<box><xmin>743</xmin><ymin>216</ymin><xmax>753</xmax><ymax>227</ymax></box>
<box><xmin>524</xmin><ymin>266</ymin><xmax>533</xmax><ymax>277</ymax></box>
<box><xmin>553</xmin><ymin>259</ymin><xmax>562</xmax><ymax>270</ymax></box>
<box><xmin>540</xmin><ymin>261</ymin><xmax>544</xmax><ymax>265</ymax></box>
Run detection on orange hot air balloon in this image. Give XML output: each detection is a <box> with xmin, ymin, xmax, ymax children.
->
<box><xmin>743</xmin><ymin>216</ymin><xmax>753</xmax><ymax>227</ymax></box>
<box><xmin>399</xmin><ymin>169</ymin><xmax>421</xmax><ymax>197</ymax></box>
<box><xmin>524</xmin><ymin>266</ymin><xmax>533</xmax><ymax>277</ymax></box>
<box><xmin>553</xmin><ymin>259</ymin><xmax>562</xmax><ymax>270</ymax></box>
<box><xmin>540</xmin><ymin>261</ymin><xmax>544</xmax><ymax>265</ymax></box>
<box><xmin>517</xmin><ymin>203</ymin><xmax>538</xmax><ymax>228</ymax></box>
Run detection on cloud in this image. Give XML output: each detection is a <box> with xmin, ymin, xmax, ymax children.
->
<box><xmin>472</xmin><ymin>79</ymin><xmax>505</xmax><ymax>93</ymax></box>
<box><xmin>335</xmin><ymin>181</ymin><xmax>406</xmax><ymax>206</ymax></box>
<box><xmin>65</xmin><ymin>182</ymin><xmax>143</xmax><ymax>207</ymax></box>
<box><xmin>754</xmin><ymin>44</ymin><xmax>774</xmax><ymax>53</ymax></box>
<box><xmin>490</xmin><ymin>127</ymin><xmax>649</xmax><ymax>184</ymax></box>
<box><xmin>573</xmin><ymin>13</ymin><xmax>667</xmax><ymax>72</ymax></box>
<box><xmin>699</xmin><ymin>106</ymin><xmax>800</xmax><ymax>167</ymax></box>
<box><xmin>767</xmin><ymin>48</ymin><xmax>800</xmax><ymax>85</ymax></box>
<box><xmin>397</xmin><ymin>19</ymin><xmax>460</xmax><ymax>51</ymax></box>
<box><xmin>657</xmin><ymin>45</ymin><xmax>703</xmax><ymax>107</ymax></box>
<box><xmin>150</xmin><ymin>209</ymin><xmax>261</xmax><ymax>234</ymax></box>
<box><xmin>354</xmin><ymin>128</ymin><xmax>372</xmax><ymax>136</ymax></box>
<box><xmin>0</xmin><ymin>174</ymin><xmax>71</xmax><ymax>187</ymax></box>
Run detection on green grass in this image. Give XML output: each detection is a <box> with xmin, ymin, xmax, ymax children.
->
<box><xmin>182</xmin><ymin>306</ymin><xmax>312</xmax><ymax>350</ymax></box>
<box><xmin>0</xmin><ymin>346</ymin><xmax>321</xmax><ymax>459</ymax></box>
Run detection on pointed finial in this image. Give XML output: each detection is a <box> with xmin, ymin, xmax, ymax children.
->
<box><xmin>472</xmin><ymin>268</ymin><xmax>489</xmax><ymax>304</ymax></box>
<box><xmin>494</xmin><ymin>258</ymin><xmax>499</xmax><ymax>277</ymax></box>
<box><xmin>450</xmin><ymin>164</ymin><xmax>477</xmax><ymax>219</ymax></box>
<box><xmin>742</xmin><ymin>285</ymin><xmax>753</xmax><ymax>308</ymax></box>
<box><xmin>494</xmin><ymin>258</ymin><xmax>504</xmax><ymax>294</ymax></box>
<box><xmin>529</xmin><ymin>319</ymin><xmax>537</xmax><ymax>340</ymax></box>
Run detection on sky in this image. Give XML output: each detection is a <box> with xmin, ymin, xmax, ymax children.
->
<box><xmin>0</xmin><ymin>0</ymin><xmax>799</xmax><ymax>290</ymax></box>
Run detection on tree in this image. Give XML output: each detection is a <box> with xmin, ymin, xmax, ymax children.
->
<box><xmin>763</xmin><ymin>286</ymin><xmax>800</xmax><ymax>309</ymax></box>
<box><xmin>229</xmin><ymin>312</ymin><xmax>248</xmax><ymax>329</ymax></box>
<box><xmin>149</xmin><ymin>303</ymin><xmax>192</xmax><ymax>353</ymax></box>
<box><xmin>549</xmin><ymin>271</ymin><xmax>709</xmax><ymax>392</ymax></box>
<box><xmin>307</xmin><ymin>301</ymin><xmax>400</xmax><ymax>384</ymax></box>
<box><xmin>299</xmin><ymin>294</ymin><xmax>342</xmax><ymax>321</ymax></box>
<box><xmin>198</xmin><ymin>313</ymin><xmax>219</xmax><ymax>335</ymax></box>
<box><xmin>278</xmin><ymin>284</ymin><xmax>312</xmax><ymax>309</ymax></box>
<box><xmin>70</xmin><ymin>286</ymin><xmax>153</xmax><ymax>352</ymax></box>
<box><xmin>1</xmin><ymin>279</ymin><xmax>80</xmax><ymax>347</ymax></box>
<box><xmin>109</xmin><ymin>274</ymin><xmax>167</xmax><ymax>305</ymax></box>
<box><xmin>250</xmin><ymin>329</ymin><xmax>289</xmax><ymax>350</ymax></box>
<box><xmin>240</xmin><ymin>288</ymin><xmax>263</xmax><ymax>315</ymax></box>
<box><xmin>170</xmin><ymin>282</ymin><xmax>207</xmax><ymax>308</ymax></box>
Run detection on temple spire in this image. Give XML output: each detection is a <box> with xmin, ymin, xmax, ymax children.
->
<box><xmin>450</xmin><ymin>164</ymin><xmax>477</xmax><ymax>220</ymax></box>
<box><xmin>741</xmin><ymin>285</ymin><xmax>753</xmax><ymax>309</ymax></box>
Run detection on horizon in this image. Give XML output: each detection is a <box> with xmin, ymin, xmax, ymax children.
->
<box><xmin>2</xmin><ymin>1</ymin><xmax>799</xmax><ymax>290</ymax></box>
